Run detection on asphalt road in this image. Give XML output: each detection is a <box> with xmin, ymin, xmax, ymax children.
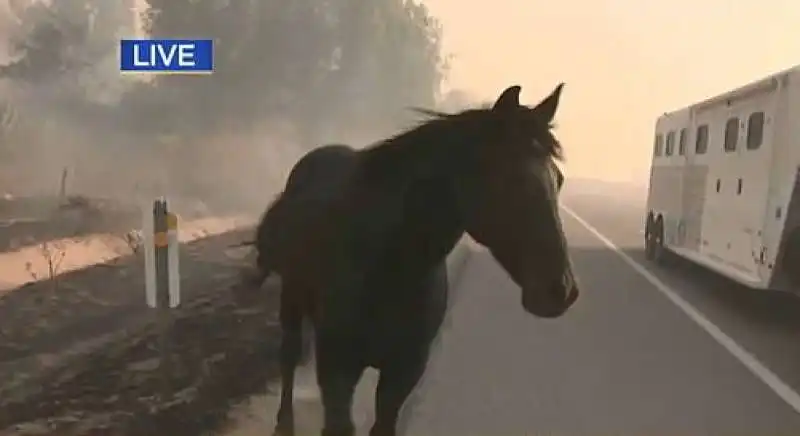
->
<box><xmin>222</xmin><ymin>182</ymin><xmax>800</xmax><ymax>435</ymax></box>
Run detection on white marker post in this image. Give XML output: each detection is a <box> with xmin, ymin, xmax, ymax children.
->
<box><xmin>143</xmin><ymin>197</ymin><xmax>180</xmax><ymax>395</ymax></box>
<box><xmin>144</xmin><ymin>198</ymin><xmax>180</xmax><ymax>309</ymax></box>
<box><xmin>167</xmin><ymin>210</ymin><xmax>180</xmax><ymax>307</ymax></box>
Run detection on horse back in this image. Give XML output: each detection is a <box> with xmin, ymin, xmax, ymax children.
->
<box><xmin>284</xmin><ymin>144</ymin><xmax>357</xmax><ymax>198</ymax></box>
<box><xmin>255</xmin><ymin>144</ymin><xmax>358</xmax><ymax>282</ymax></box>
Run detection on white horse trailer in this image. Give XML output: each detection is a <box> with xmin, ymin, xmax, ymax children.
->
<box><xmin>644</xmin><ymin>65</ymin><xmax>800</xmax><ymax>292</ymax></box>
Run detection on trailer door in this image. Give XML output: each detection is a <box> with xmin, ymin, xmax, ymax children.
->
<box><xmin>735</xmin><ymin>96</ymin><xmax>776</xmax><ymax>277</ymax></box>
<box><xmin>699</xmin><ymin>106</ymin><xmax>740</xmax><ymax>264</ymax></box>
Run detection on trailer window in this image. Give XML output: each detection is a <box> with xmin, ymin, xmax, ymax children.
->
<box><xmin>665</xmin><ymin>131</ymin><xmax>675</xmax><ymax>156</ymax></box>
<box><xmin>747</xmin><ymin>111</ymin><xmax>764</xmax><ymax>150</ymax></box>
<box><xmin>724</xmin><ymin>117</ymin><xmax>739</xmax><ymax>152</ymax></box>
<box><xmin>695</xmin><ymin>124</ymin><xmax>708</xmax><ymax>154</ymax></box>
<box><xmin>678</xmin><ymin>128</ymin><xmax>688</xmax><ymax>155</ymax></box>
<box><xmin>654</xmin><ymin>134</ymin><xmax>663</xmax><ymax>156</ymax></box>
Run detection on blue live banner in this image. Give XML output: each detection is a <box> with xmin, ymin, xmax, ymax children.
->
<box><xmin>120</xmin><ymin>39</ymin><xmax>213</xmax><ymax>73</ymax></box>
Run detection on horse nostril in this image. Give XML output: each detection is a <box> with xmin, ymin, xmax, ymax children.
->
<box><xmin>562</xmin><ymin>273</ymin><xmax>578</xmax><ymax>296</ymax></box>
<box><xmin>565</xmin><ymin>283</ymin><xmax>579</xmax><ymax>305</ymax></box>
<box><xmin>548</xmin><ymin>276</ymin><xmax>578</xmax><ymax>305</ymax></box>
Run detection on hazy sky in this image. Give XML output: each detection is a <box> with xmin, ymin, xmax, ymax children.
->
<box><xmin>423</xmin><ymin>0</ymin><xmax>800</xmax><ymax>184</ymax></box>
<box><xmin>3</xmin><ymin>0</ymin><xmax>798</xmax><ymax>185</ymax></box>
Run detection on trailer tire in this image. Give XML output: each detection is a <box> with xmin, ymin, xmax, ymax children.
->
<box><xmin>644</xmin><ymin>214</ymin><xmax>657</xmax><ymax>260</ymax></box>
<box><xmin>652</xmin><ymin>217</ymin><xmax>667</xmax><ymax>264</ymax></box>
<box><xmin>646</xmin><ymin>217</ymin><xmax>665</xmax><ymax>264</ymax></box>
<box><xmin>782</xmin><ymin>227</ymin><xmax>800</xmax><ymax>287</ymax></box>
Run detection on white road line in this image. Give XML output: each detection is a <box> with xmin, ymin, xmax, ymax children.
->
<box><xmin>560</xmin><ymin>204</ymin><xmax>800</xmax><ymax>415</ymax></box>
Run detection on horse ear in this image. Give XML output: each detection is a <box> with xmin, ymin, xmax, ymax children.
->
<box><xmin>530</xmin><ymin>83</ymin><xmax>564</xmax><ymax>123</ymax></box>
<box><xmin>492</xmin><ymin>85</ymin><xmax>522</xmax><ymax>111</ymax></box>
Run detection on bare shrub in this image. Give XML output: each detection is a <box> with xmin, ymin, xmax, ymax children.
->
<box><xmin>25</xmin><ymin>240</ymin><xmax>67</xmax><ymax>289</ymax></box>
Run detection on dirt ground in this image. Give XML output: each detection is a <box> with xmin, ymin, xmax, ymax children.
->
<box><xmin>0</xmin><ymin>196</ymin><xmax>285</xmax><ymax>436</ymax></box>
<box><xmin>0</xmin><ymin>191</ymin><xmax>471</xmax><ymax>436</ymax></box>
<box><xmin>0</xmin><ymin>196</ymin><xmax>140</xmax><ymax>253</ymax></box>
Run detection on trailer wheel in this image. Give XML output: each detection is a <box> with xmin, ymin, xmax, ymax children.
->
<box><xmin>645</xmin><ymin>216</ymin><xmax>665</xmax><ymax>263</ymax></box>
<box><xmin>782</xmin><ymin>227</ymin><xmax>800</xmax><ymax>287</ymax></box>
<box><xmin>652</xmin><ymin>217</ymin><xmax>666</xmax><ymax>264</ymax></box>
<box><xmin>644</xmin><ymin>214</ymin><xmax>657</xmax><ymax>260</ymax></box>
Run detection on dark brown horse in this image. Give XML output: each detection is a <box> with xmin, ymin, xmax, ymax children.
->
<box><xmin>248</xmin><ymin>84</ymin><xmax>579</xmax><ymax>436</ymax></box>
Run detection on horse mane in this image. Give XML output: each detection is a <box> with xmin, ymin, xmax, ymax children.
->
<box><xmin>412</xmin><ymin>104</ymin><xmax>563</xmax><ymax>157</ymax></box>
<box><xmin>358</xmin><ymin>104</ymin><xmax>563</xmax><ymax>184</ymax></box>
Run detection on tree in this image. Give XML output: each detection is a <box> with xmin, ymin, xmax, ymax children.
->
<box><xmin>138</xmin><ymin>0</ymin><xmax>447</xmax><ymax>141</ymax></box>
<box><xmin>0</xmin><ymin>0</ymin><xmax>135</xmax><ymax>90</ymax></box>
<box><xmin>0</xmin><ymin>0</ymin><xmax>448</xmax><ymax>144</ymax></box>
<box><xmin>303</xmin><ymin>0</ymin><xmax>448</xmax><ymax>140</ymax></box>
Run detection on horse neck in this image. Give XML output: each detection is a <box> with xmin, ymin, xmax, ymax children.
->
<box><xmin>359</xmin><ymin>116</ymin><xmax>472</xmax><ymax>185</ymax></box>
<box><xmin>400</xmin><ymin>174</ymin><xmax>465</xmax><ymax>261</ymax></box>
<box><xmin>358</xmin><ymin>151</ymin><xmax>465</xmax><ymax>273</ymax></box>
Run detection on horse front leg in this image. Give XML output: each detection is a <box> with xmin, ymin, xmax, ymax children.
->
<box><xmin>370</xmin><ymin>265</ymin><xmax>447</xmax><ymax>436</ymax></box>
<box><xmin>316</xmin><ymin>342</ymin><xmax>364</xmax><ymax>436</ymax></box>
<box><xmin>273</xmin><ymin>290</ymin><xmax>305</xmax><ymax>436</ymax></box>
<box><xmin>368</xmin><ymin>357</ymin><xmax>428</xmax><ymax>436</ymax></box>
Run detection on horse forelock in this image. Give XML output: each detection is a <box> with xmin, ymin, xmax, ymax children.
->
<box><xmin>538</xmin><ymin>124</ymin><xmax>564</xmax><ymax>162</ymax></box>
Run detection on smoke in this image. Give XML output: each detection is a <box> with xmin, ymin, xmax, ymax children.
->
<box><xmin>0</xmin><ymin>0</ymin><xmax>446</xmax><ymax>219</ymax></box>
<box><xmin>0</xmin><ymin>0</ymin><xmax>303</xmax><ymax>217</ymax></box>
<box><xmin>0</xmin><ymin>0</ymin><xmax>24</xmax><ymax>64</ymax></box>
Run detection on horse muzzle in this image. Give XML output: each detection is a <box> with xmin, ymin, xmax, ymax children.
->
<box><xmin>521</xmin><ymin>278</ymin><xmax>579</xmax><ymax>318</ymax></box>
